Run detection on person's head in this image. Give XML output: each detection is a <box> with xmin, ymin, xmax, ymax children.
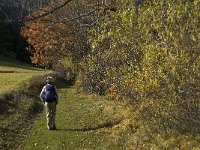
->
<box><xmin>46</xmin><ymin>76</ymin><xmax>54</xmax><ymax>84</ymax></box>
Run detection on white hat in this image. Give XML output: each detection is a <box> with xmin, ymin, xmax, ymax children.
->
<box><xmin>46</xmin><ymin>76</ymin><xmax>54</xmax><ymax>83</ymax></box>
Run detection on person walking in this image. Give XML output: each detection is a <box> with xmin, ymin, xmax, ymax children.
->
<box><xmin>40</xmin><ymin>76</ymin><xmax>59</xmax><ymax>130</ymax></box>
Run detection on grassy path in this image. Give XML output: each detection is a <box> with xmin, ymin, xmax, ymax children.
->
<box><xmin>23</xmin><ymin>82</ymin><xmax>138</xmax><ymax>150</ymax></box>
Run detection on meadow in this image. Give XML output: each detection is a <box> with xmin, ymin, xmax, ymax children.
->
<box><xmin>0</xmin><ymin>59</ymin><xmax>45</xmax><ymax>149</ymax></box>
<box><xmin>0</xmin><ymin>59</ymin><xmax>43</xmax><ymax>94</ymax></box>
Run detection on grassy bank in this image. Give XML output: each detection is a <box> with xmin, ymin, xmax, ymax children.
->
<box><xmin>0</xmin><ymin>59</ymin><xmax>43</xmax><ymax>94</ymax></box>
<box><xmin>0</xmin><ymin>59</ymin><xmax>56</xmax><ymax>150</ymax></box>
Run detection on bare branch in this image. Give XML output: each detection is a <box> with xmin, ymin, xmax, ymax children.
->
<box><xmin>23</xmin><ymin>0</ymin><xmax>74</xmax><ymax>22</ymax></box>
<box><xmin>0</xmin><ymin>7</ymin><xmax>11</xmax><ymax>21</ymax></box>
<box><xmin>0</xmin><ymin>0</ymin><xmax>74</xmax><ymax>23</ymax></box>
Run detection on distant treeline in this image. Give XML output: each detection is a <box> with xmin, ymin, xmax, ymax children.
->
<box><xmin>0</xmin><ymin>22</ymin><xmax>31</xmax><ymax>62</ymax></box>
<box><xmin>0</xmin><ymin>0</ymin><xmax>48</xmax><ymax>20</ymax></box>
<box><xmin>0</xmin><ymin>0</ymin><xmax>49</xmax><ymax>62</ymax></box>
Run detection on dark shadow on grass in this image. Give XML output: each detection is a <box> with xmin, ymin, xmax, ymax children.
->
<box><xmin>55</xmin><ymin>78</ymin><xmax>74</xmax><ymax>89</ymax></box>
<box><xmin>57</xmin><ymin>120</ymin><xmax>123</xmax><ymax>132</ymax></box>
<box><xmin>0</xmin><ymin>57</ymin><xmax>40</xmax><ymax>71</ymax></box>
<box><xmin>0</xmin><ymin>70</ymin><xmax>18</xmax><ymax>73</ymax></box>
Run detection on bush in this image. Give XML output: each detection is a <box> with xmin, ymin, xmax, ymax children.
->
<box><xmin>78</xmin><ymin>0</ymin><xmax>200</xmax><ymax>137</ymax></box>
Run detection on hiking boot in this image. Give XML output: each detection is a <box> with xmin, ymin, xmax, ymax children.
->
<box><xmin>52</xmin><ymin>125</ymin><xmax>56</xmax><ymax>130</ymax></box>
<box><xmin>47</xmin><ymin>126</ymin><xmax>52</xmax><ymax>130</ymax></box>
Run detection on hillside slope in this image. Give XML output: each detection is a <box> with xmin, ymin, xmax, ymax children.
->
<box><xmin>0</xmin><ymin>60</ymin><xmax>54</xmax><ymax>150</ymax></box>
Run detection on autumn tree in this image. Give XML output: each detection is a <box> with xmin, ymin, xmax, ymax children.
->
<box><xmin>78</xmin><ymin>0</ymin><xmax>200</xmax><ymax>140</ymax></box>
<box><xmin>21</xmin><ymin>0</ymin><xmax>119</xmax><ymax>69</ymax></box>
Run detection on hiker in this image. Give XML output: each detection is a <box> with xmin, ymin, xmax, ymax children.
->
<box><xmin>40</xmin><ymin>76</ymin><xmax>59</xmax><ymax>130</ymax></box>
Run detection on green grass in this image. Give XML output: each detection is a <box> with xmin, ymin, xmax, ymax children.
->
<box><xmin>0</xmin><ymin>73</ymin><xmax>38</xmax><ymax>93</ymax></box>
<box><xmin>1</xmin><ymin>59</ymin><xmax>199</xmax><ymax>149</ymax></box>
<box><xmin>0</xmin><ymin>57</ymin><xmax>39</xmax><ymax>71</ymax></box>
<box><xmin>23</xmin><ymin>82</ymin><xmax>200</xmax><ymax>150</ymax></box>
<box><xmin>23</xmin><ymin>84</ymin><xmax>140</xmax><ymax>150</ymax></box>
<box><xmin>0</xmin><ymin>59</ymin><xmax>46</xmax><ymax>150</ymax></box>
<box><xmin>0</xmin><ymin>59</ymin><xmax>43</xmax><ymax>93</ymax></box>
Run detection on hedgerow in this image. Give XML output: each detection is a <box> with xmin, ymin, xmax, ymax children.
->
<box><xmin>77</xmin><ymin>0</ymin><xmax>200</xmax><ymax>137</ymax></box>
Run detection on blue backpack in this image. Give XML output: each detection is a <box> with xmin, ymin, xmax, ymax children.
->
<box><xmin>44</xmin><ymin>84</ymin><xmax>56</xmax><ymax>102</ymax></box>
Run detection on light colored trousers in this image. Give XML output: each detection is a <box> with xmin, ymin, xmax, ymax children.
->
<box><xmin>45</xmin><ymin>101</ymin><xmax>56</xmax><ymax>128</ymax></box>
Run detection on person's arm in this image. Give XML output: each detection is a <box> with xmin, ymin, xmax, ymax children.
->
<box><xmin>54</xmin><ymin>86</ymin><xmax>59</xmax><ymax>104</ymax></box>
<box><xmin>40</xmin><ymin>86</ymin><xmax>46</xmax><ymax>104</ymax></box>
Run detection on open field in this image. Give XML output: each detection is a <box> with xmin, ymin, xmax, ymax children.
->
<box><xmin>0</xmin><ymin>59</ymin><xmax>43</xmax><ymax>94</ymax></box>
<box><xmin>0</xmin><ymin>59</ymin><xmax>46</xmax><ymax>149</ymax></box>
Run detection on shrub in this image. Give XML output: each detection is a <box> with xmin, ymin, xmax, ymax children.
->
<box><xmin>78</xmin><ymin>0</ymin><xmax>200</xmax><ymax>137</ymax></box>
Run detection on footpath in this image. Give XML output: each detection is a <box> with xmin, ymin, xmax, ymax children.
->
<box><xmin>23</xmin><ymin>81</ymin><xmax>137</xmax><ymax>150</ymax></box>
